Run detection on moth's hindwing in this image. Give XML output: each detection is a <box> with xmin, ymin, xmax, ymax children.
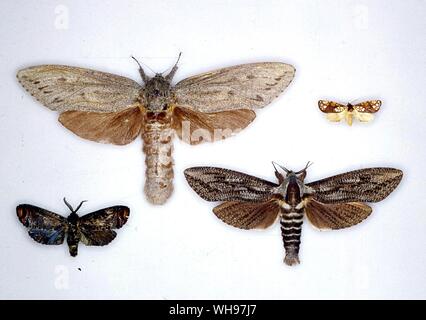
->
<box><xmin>173</xmin><ymin>107</ymin><xmax>256</xmax><ymax>145</ymax></box>
<box><xmin>213</xmin><ymin>200</ymin><xmax>280</xmax><ymax>229</ymax></box>
<box><xmin>305</xmin><ymin>199</ymin><xmax>372</xmax><ymax>230</ymax></box>
<box><xmin>174</xmin><ymin>62</ymin><xmax>295</xmax><ymax>113</ymax></box>
<box><xmin>78</xmin><ymin>206</ymin><xmax>130</xmax><ymax>246</ymax></box>
<box><xmin>59</xmin><ymin>107</ymin><xmax>143</xmax><ymax>145</ymax></box>
<box><xmin>16</xmin><ymin>204</ymin><xmax>68</xmax><ymax>245</ymax></box>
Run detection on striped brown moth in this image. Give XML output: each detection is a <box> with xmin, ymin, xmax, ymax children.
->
<box><xmin>318</xmin><ymin>100</ymin><xmax>381</xmax><ymax>126</ymax></box>
<box><xmin>17</xmin><ymin>198</ymin><xmax>129</xmax><ymax>257</ymax></box>
<box><xmin>17</xmin><ymin>55</ymin><xmax>295</xmax><ymax>204</ymax></box>
<box><xmin>184</xmin><ymin>164</ymin><xmax>402</xmax><ymax>266</ymax></box>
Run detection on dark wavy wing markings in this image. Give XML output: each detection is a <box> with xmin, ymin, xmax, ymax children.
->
<box><xmin>78</xmin><ymin>206</ymin><xmax>129</xmax><ymax>246</ymax></box>
<box><xmin>184</xmin><ymin>167</ymin><xmax>277</xmax><ymax>202</ymax></box>
<box><xmin>16</xmin><ymin>204</ymin><xmax>67</xmax><ymax>245</ymax></box>
<box><xmin>305</xmin><ymin>199</ymin><xmax>372</xmax><ymax>230</ymax></box>
<box><xmin>307</xmin><ymin>168</ymin><xmax>403</xmax><ymax>204</ymax></box>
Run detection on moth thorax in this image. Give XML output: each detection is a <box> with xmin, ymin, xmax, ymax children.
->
<box><xmin>144</xmin><ymin>76</ymin><xmax>173</xmax><ymax>112</ymax></box>
<box><xmin>67</xmin><ymin>212</ymin><xmax>79</xmax><ymax>224</ymax></box>
<box><xmin>285</xmin><ymin>178</ymin><xmax>302</xmax><ymax>206</ymax></box>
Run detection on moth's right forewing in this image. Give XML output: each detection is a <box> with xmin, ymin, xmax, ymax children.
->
<box><xmin>17</xmin><ymin>65</ymin><xmax>142</xmax><ymax>113</ymax></box>
<box><xmin>184</xmin><ymin>167</ymin><xmax>277</xmax><ymax>202</ymax></box>
<box><xmin>174</xmin><ymin>62</ymin><xmax>295</xmax><ymax>113</ymax></box>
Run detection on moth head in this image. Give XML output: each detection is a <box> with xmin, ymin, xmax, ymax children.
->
<box><xmin>272</xmin><ymin>161</ymin><xmax>312</xmax><ymax>183</ymax></box>
<box><xmin>63</xmin><ymin>197</ymin><xmax>87</xmax><ymax>218</ymax></box>
<box><xmin>133</xmin><ymin>53</ymin><xmax>182</xmax><ymax>112</ymax></box>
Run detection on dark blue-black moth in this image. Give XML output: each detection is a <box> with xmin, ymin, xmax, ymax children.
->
<box><xmin>17</xmin><ymin>198</ymin><xmax>129</xmax><ymax>256</ymax></box>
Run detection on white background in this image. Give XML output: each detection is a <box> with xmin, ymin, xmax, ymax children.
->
<box><xmin>0</xmin><ymin>0</ymin><xmax>425</xmax><ymax>299</ymax></box>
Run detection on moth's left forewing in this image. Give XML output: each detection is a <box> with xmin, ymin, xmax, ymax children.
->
<box><xmin>79</xmin><ymin>206</ymin><xmax>130</xmax><ymax>229</ymax></box>
<box><xmin>307</xmin><ymin>168</ymin><xmax>403</xmax><ymax>203</ymax></box>
<box><xmin>78</xmin><ymin>206</ymin><xmax>129</xmax><ymax>246</ymax></box>
<box><xmin>173</xmin><ymin>62</ymin><xmax>295</xmax><ymax>113</ymax></box>
<box><xmin>354</xmin><ymin>100</ymin><xmax>381</xmax><ymax>113</ymax></box>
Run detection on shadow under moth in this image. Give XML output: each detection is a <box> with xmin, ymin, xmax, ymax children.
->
<box><xmin>17</xmin><ymin>198</ymin><xmax>129</xmax><ymax>256</ymax></box>
<box><xmin>184</xmin><ymin>164</ymin><xmax>402</xmax><ymax>266</ymax></box>
<box><xmin>17</xmin><ymin>55</ymin><xmax>295</xmax><ymax>204</ymax></box>
<box><xmin>318</xmin><ymin>100</ymin><xmax>381</xmax><ymax>126</ymax></box>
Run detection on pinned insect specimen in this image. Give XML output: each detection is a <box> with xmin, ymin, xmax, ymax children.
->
<box><xmin>318</xmin><ymin>100</ymin><xmax>381</xmax><ymax>125</ymax></box>
<box><xmin>184</xmin><ymin>164</ymin><xmax>402</xmax><ymax>265</ymax></box>
<box><xmin>17</xmin><ymin>56</ymin><xmax>295</xmax><ymax>204</ymax></box>
<box><xmin>17</xmin><ymin>198</ymin><xmax>129</xmax><ymax>256</ymax></box>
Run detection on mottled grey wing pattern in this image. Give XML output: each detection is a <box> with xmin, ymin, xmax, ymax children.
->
<box><xmin>17</xmin><ymin>65</ymin><xmax>142</xmax><ymax>113</ymax></box>
<box><xmin>184</xmin><ymin>167</ymin><xmax>277</xmax><ymax>202</ymax></box>
<box><xmin>78</xmin><ymin>206</ymin><xmax>129</xmax><ymax>246</ymax></box>
<box><xmin>307</xmin><ymin>168</ymin><xmax>403</xmax><ymax>204</ymax></box>
<box><xmin>174</xmin><ymin>62</ymin><xmax>295</xmax><ymax>113</ymax></box>
<box><xmin>16</xmin><ymin>204</ymin><xmax>68</xmax><ymax>245</ymax></box>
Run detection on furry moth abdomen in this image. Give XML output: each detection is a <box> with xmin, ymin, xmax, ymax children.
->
<box><xmin>142</xmin><ymin>111</ymin><xmax>174</xmax><ymax>204</ymax></box>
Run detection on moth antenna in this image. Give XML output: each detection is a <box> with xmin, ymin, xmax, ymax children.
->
<box><xmin>305</xmin><ymin>161</ymin><xmax>313</xmax><ymax>170</ymax></box>
<box><xmin>296</xmin><ymin>161</ymin><xmax>313</xmax><ymax>174</ymax></box>
<box><xmin>131</xmin><ymin>56</ymin><xmax>152</xmax><ymax>83</ymax></box>
<box><xmin>63</xmin><ymin>197</ymin><xmax>74</xmax><ymax>212</ymax></box>
<box><xmin>165</xmin><ymin>52</ymin><xmax>182</xmax><ymax>81</ymax></box>
<box><xmin>272</xmin><ymin>161</ymin><xmax>290</xmax><ymax>173</ymax></box>
<box><xmin>272</xmin><ymin>161</ymin><xmax>279</xmax><ymax>174</ymax></box>
<box><xmin>74</xmin><ymin>200</ymin><xmax>88</xmax><ymax>213</ymax></box>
